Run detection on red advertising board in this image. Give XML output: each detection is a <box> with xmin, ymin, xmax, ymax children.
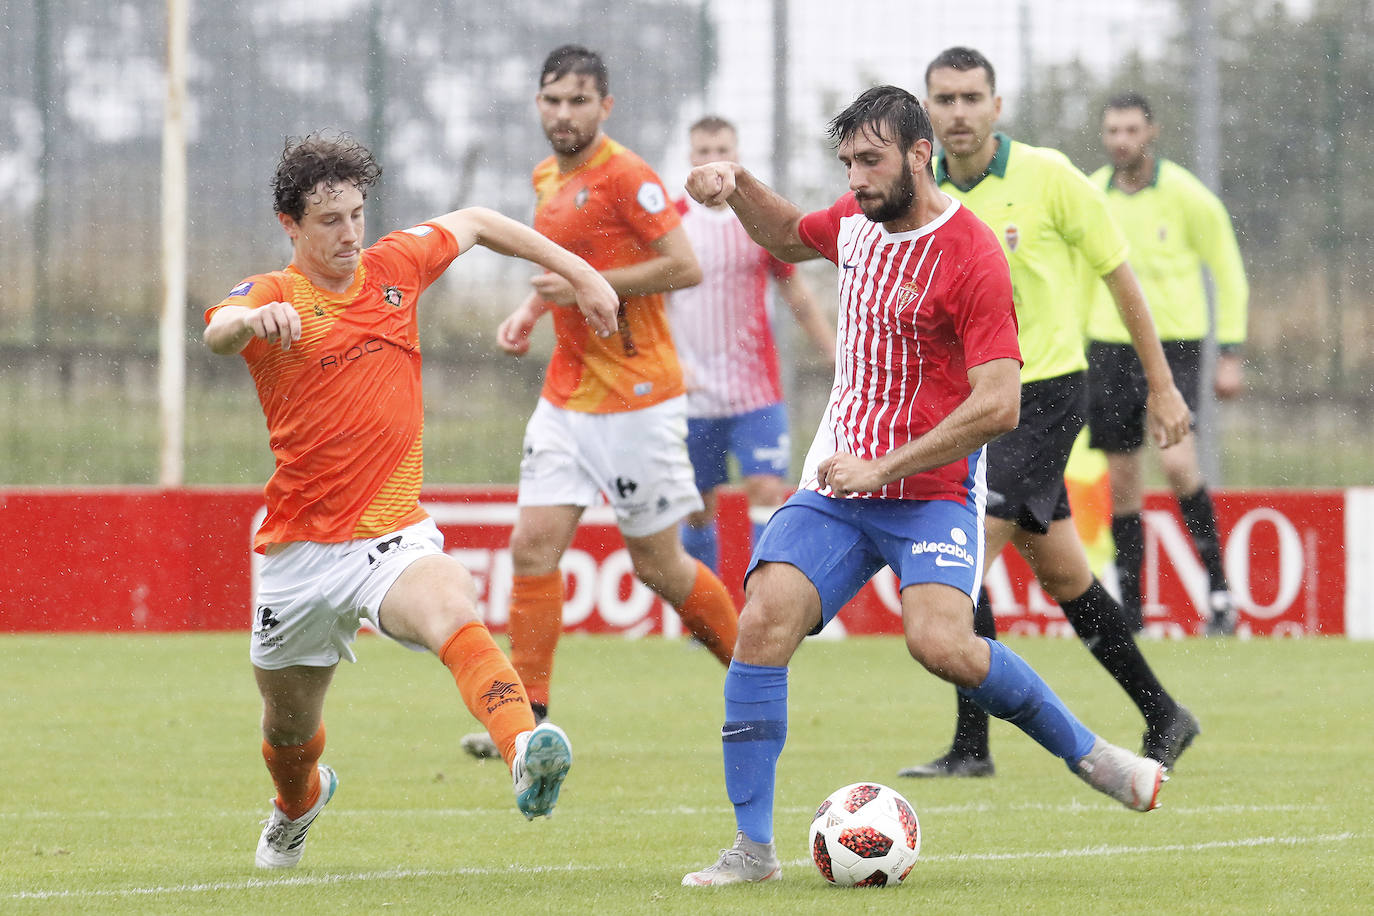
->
<box><xmin>0</xmin><ymin>486</ymin><xmax>1362</xmax><ymax>637</ymax></box>
<box><xmin>832</xmin><ymin>490</ymin><xmax>1349</xmax><ymax>638</ymax></box>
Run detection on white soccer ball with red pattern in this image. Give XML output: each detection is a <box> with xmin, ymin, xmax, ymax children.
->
<box><xmin>809</xmin><ymin>782</ymin><xmax>921</xmax><ymax>887</ymax></box>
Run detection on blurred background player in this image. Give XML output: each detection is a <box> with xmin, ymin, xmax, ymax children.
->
<box><xmin>900</xmin><ymin>47</ymin><xmax>1199</xmax><ymax>781</ymax></box>
<box><xmin>1086</xmin><ymin>92</ymin><xmax>1250</xmax><ymax>636</ymax></box>
<box><xmin>682</xmin><ymin>85</ymin><xmax>1167</xmax><ymax>887</ymax></box>
<box><xmin>462</xmin><ymin>46</ymin><xmax>740</xmax><ymax>759</ymax></box>
<box><xmin>669</xmin><ymin>115</ymin><xmax>835</xmax><ymax>573</ymax></box>
<box><xmin>203</xmin><ymin>131</ymin><xmax>617</xmax><ymax>867</ymax></box>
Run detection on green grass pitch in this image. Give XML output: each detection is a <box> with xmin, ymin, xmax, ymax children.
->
<box><xmin>2</xmin><ymin>632</ymin><xmax>1371</xmax><ymax>913</ymax></box>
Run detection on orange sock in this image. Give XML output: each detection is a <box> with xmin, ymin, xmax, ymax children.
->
<box><xmin>676</xmin><ymin>560</ymin><xmax>739</xmax><ymax>666</ymax></box>
<box><xmin>507</xmin><ymin>571</ymin><xmax>564</xmax><ymax>710</ymax></box>
<box><xmin>262</xmin><ymin>726</ymin><xmax>325</xmax><ymax>821</ymax></box>
<box><xmin>441</xmin><ymin>622</ymin><xmax>536</xmax><ymax>767</ymax></box>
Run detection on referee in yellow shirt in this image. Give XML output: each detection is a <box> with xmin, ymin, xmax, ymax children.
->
<box><xmin>1086</xmin><ymin>93</ymin><xmax>1249</xmax><ymax>638</ymax></box>
<box><xmin>901</xmin><ymin>47</ymin><xmax>1199</xmax><ymax>780</ymax></box>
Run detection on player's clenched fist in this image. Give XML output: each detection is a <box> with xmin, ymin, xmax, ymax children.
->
<box><xmin>203</xmin><ymin>300</ymin><xmax>302</xmax><ymax>354</ymax></box>
<box><xmin>244</xmin><ymin>301</ymin><xmax>303</xmax><ymax>351</ymax></box>
<box><xmin>816</xmin><ymin>452</ymin><xmax>885</xmax><ymax>498</ymax></box>
<box><xmin>685</xmin><ymin>162</ymin><xmax>739</xmax><ymax>208</ymax></box>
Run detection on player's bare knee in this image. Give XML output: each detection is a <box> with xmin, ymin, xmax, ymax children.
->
<box><xmin>626</xmin><ymin>540</ymin><xmax>696</xmax><ymax>603</ymax></box>
<box><xmin>742</xmin><ymin>475</ymin><xmax>788</xmax><ymax>508</ymax></box>
<box><xmin>508</xmin><ymin>535</ymin><xmax>564</xmax><ymax>576</ymax></box>
<box><xmin>904</xmin><ymin>607</ymin><xmax>975</xmax><ymax>677</ymax></box>
<box><xmin>735</xmin><ymin>602</ymin><xmax>806</xmax><ymax>666</ymax></box>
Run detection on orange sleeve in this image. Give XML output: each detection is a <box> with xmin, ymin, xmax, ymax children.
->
<box><xmin>607</xmin><ymin>151</ymin><xmax>680</xmax><ymax>247</ymax></box>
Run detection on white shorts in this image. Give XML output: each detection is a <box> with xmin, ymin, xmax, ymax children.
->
<box><xmin>518</xmin><ymin>396</ymin><xmax>703</xmax><ymax>538</ymax></box>
<box><xmin>250</xmin><ymin>518</ymin><xmax>445</xmax><ymax>670</ymax></box>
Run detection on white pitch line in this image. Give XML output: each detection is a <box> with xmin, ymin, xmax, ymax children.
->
<box><xmin>5</xmin><ymin>832</ymin><xmax>1361</xmax><ymax>902</ymax></box>
<box><xmin>0</xmin><ymin>800</ymin><xmax>1322</xmax><ymax>821</ymax></box>
<box><xmin>914</xmin><ymin>831</ymin><xmax>1359</xmax><ymax>863</ymax></box>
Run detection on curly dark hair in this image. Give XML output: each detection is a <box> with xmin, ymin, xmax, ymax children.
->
<box><xmin>272</xmin><ymin>131</ymin><xmax>382</xmax><ymax>221</ymax></box>
<box><xmin>828</xmin><ymin>85</ymin><xmax>933</xmax><ymax>158</ymax></box>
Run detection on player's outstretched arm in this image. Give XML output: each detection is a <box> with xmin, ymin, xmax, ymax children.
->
<box><xmin>685</xmin><ymin>162</ymin><xmax>819</xmax><ymax>263</ymax></box>
<box><xmin>532</xmin><ymin>224</ymin><xmax>703</xmax><ymax>309</ymax></box>
<box><xmin>1101</xmin><ymin>262</ymin><xmax>1191</xmax><ymax>448</ymax></box>
<box><xmin>817</xmin><ymin>357</ymin><xmax>1021</xmax><ymax>497</ymax></box>
<box><xmin>433</xmin><ymin>207</ymin><xmax>618</xmax><ymax>338</ymax></box>
<box><xmin>204</xmin><ymin>301</ymin><xmax>302</xmax><ymax>355</ymax></box>
<box><xmin>527</xmin><ymin>223</ymin><xmax>702</xmax><ymax>307</ymax></box>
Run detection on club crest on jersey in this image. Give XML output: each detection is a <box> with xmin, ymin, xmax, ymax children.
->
<box><xmin>1004</xmin><ymin>224</ymin><xmax>1020</xmax><ymax>252</ymax></box>
<box><xmin>574</xmin><ymin>186</ymin><xmax>590</xmax><ymax>208</ymax></box>
<box><xmin>894</xmin><ymin>279</ymin><xmax>923</xmax><ymax>310</ymax></box>
<box><xmin>383</xmin><ymin>286</ymin><xmax>403</xmax><ymax>308</ymax></box>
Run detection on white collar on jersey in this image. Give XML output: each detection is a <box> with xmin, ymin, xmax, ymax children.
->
<box><xmin>870</xmin><ymin>197</ymin><xmax>962</xmax><ymax>240</ymax></box>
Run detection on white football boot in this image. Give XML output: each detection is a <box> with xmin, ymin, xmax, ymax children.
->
<box><xmin>255</xmin><ymin>765</ymin><xmax>337</xmax><ymax>868</ymax></box>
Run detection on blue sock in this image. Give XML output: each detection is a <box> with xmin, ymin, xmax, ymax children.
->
<box><xmin>958</xmin><ymin>638</ymin><xmax>1096</xmax><ymax>767</ymax></box>
<box><xmin>681</xmin><ymin>521</ymin><xmax>719</xmax><ymax>572</ymax></box>
<box><xmin>722</xmin><ymin>660</ymin><xmax>788</xmax><ymax>844</ymax></box>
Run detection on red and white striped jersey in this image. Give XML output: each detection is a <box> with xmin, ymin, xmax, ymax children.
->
<box><xmin>796</xmin><ymin>194</ymin><xmax>1021</xmax><ymax>503</ymax></box>
<box><xmin>667</xmin><ymin>197</ymin><xmax>797</xmax><ymax>418</ymax></box>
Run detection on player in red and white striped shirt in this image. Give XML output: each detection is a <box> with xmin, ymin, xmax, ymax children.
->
<box><xmin>681</xmin><ymin>86</ymin><xmax>1169</xmax><ymax>888</ymax></box>
<box><xmin>668</xmin><ymin>117</ymin><xmax>835</xmax><ymax>570</ymax></box>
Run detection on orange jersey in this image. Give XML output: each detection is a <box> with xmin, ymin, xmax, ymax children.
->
<box><xmin>205</xmin><ymin>223</ymin><xmax>461</xmax><ymax>551</ymax></box>
<box><xmin>532</xmin><ymin>136</ymin><xmax>685</xmax><ymax>413</ymax></box>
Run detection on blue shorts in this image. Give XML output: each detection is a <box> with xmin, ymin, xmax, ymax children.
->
<box><xmin>686</xmin><ymin>403</ymin><xmax>790</xmax><ymax>492</ymax></box>
<box><xmin>746</xmin><ymin>489</ymin><xmax>984</xmax><ymax>633</ymax></box>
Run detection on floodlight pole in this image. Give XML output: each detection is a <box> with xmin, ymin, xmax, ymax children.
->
<box><xmin>158</xmin><ymin>0</ymin><xmax>189</xmax><ymax>486</ymax></box>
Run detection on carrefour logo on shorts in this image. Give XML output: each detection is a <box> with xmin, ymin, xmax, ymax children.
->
<box><xmin>911</xmin><ymin>527</ymin><xmax>974</xmax><ymax>567</ymax></box>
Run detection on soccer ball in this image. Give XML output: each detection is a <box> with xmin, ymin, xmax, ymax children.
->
<box><xmin>809</xmin><ymin>782</ymin><xmax>921</xmax><ymax>887</ymax></box>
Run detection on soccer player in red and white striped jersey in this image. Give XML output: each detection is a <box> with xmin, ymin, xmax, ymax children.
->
<box><xmin>668</xmin><ymin>117</ymin><xmax>834</xmax><ymax>570</ymax></box>
<box><xmin>681</xmin><ymin>85</ymin><xmax>1168</xmax><ymax>888</ymax></box>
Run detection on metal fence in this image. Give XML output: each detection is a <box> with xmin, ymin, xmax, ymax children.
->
<box><xmin>1</xmin><ymin>0</ymin><xmax>1370</xmax><ymax>486</ymax></box>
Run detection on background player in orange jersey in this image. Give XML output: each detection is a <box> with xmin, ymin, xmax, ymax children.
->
<box><xmin>461</xmin><ymin>45</ymin><xmax>741</xmax><ymax>759</ymax></box>
<box><xmin>204</xmin><ymin>131</ymin><xmax>618</xmax><ymax>868</ymax></box>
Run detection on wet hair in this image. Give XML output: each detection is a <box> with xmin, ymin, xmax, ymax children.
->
<box><xmin>539</xmin><ymin>44</ymin><xmax>609</xmax><ymax>97</ymax></box>
<box><xmin>924</xmin><ymin>46</ymin><xmax>997</xmax><ymax>93</ymax></box>
<box><xmin>827</xmin><ymin>85</ymin><xmax>933</xmax><ymax>157</ymax></box>
<box><xmin>690</xmin><ymin>115</ymin><xmax>736</xmax><ymax>136</ymax></box>
<box><xmin>1104</xmin><ymin>92</ymin><xmax>1154</xmax><ymax>122</ymax></box>
<box><xmin>272</xmin><ymin>131</ymin><xmax>381</xmax><ymax>221</ymax></box>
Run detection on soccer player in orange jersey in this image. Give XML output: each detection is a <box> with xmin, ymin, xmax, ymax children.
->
<box><xmin>204</xmin><ymin>131</ymin><xmax>618</xmax><ymax>868</ymax></box>
<box><xmin>461</xmin><ymin>45</ymin><xmax>741</xmax><ymax>759</ymax></box>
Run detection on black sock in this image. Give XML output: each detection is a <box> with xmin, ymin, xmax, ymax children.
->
<box><xmin>530</xmin><ymin>701</ymin><xmax>548</xmax><ymax>724</ymax></box>
<box><xmin>1058</xmin><ymin>579</ymin><xmax>1175</xmax><ymax>725</ymax></box>
<box><xmin>1110</xmin><ymin>512</ymin><xmax>1144</xmax><ymax>629</ymax></box>
<box><xmin>1179</xmin><ymin>487</ymin><xmax>1229</xmax><ymax>592</ymax></box>
<box><xmin>951</xmin><ymin>590</ymin><xmax>996</xmax><ymax>759</ymax></box>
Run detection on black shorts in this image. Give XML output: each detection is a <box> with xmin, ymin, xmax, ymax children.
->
<box><xmin>985</xmin><ymin>371</ymin><xmax>1087</xmax><ymax>535</ymax></box>
<box><xmin>1087</xmin><ymin>340</ymin><xmax>1202</xmax><ymax>453</ymax></box>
